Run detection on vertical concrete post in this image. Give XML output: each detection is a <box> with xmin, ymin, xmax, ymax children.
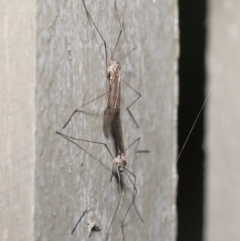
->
<box><xmin>205</xmin><ymin>1</ymin><xmax>240</xmax><ymax>241</ymax></box>
<box><xmin>0</xmin><ymin>0</ymin><xmax>35</xmax><ymax>241</ymax></box>
<box><xmin>0</xmin><ymin>0</ymin><xmax>178</xmax><ymax>240</ymax></box>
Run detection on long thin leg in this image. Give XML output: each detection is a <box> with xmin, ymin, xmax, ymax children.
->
<box><xmin>111</xmin><ymin>30</ymin><xmax>123</xmax><ymax>60</ymax></box>
<box><xmin>125</xmin><ymin>137</ymin><xmax>150</xmax><ymax>153</ymax></box>
<box><xmin>114</xmin><ymin>0</ymin><xmax>123</xmax><ymax>30</ymax></box>
<box><xmin>120</xmin><ymin>137</ymin><xmax>148</xmax><ymax>224</ymax></box>
<box><xmin>106</xmin><ymin>169</ymin><xmax>122</xmax><ymax>240</ymax></box>
<box><xmin>71</xmin><ymin>207</ymin><xmax>88</xmax><ymax>235</ymax></box>
<box><xmin>114</xmin><ymin>1</ymin><xmax>142</xmax><ymax>128</ymax></box>
<box><xmin>122</xmin><ymin>79</ymin><xmax>142</xmax><ymax>129</ymax></box>
<box><xmin>56</xmin><ymin>131</ymin><xmax>114</xmax><ymax>161</ymax></box>
<box><xmin>64</xmin><ymin>0</ymin><xmax>112</xmax><ymax>130</ymax></box>
<box><xmin>63</xmin><ymin>91</ymin><xmax>110</xmax><ymax>129</ymax></box>
<box><xmin>111</xmin><ymin>0</ymin><xmax>123</xmax><ymax>59</ymax></box>
<box><xmin>115</xmin><ymin>1</ymin><xmax>141</xmax><ymax>130</ymax></box>
<box><xmin>82</xmin><ymin>0</ymin><xmax>108</xmax><ymax>70</ymax></box>
<box><xmin>116</xmin><ymin>3</ymin><xmax>139</xmax><ymax>128</ymax></box>
<box><xmin>119</xmin><ymin>25</ymin><xmax>137</xmax><ymax>61</ymax></box>
<box><xmin>121</xmin><ymin>168</ymin><xmax>138</xmax><ymax>241</ymax></box>
<box><xmin>114</xmin><ymin>0</ymin><xmax>137</xmax><ymax>61</ymax></box>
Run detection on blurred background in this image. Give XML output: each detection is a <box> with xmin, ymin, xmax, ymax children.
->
<box><xmin>178</xmin><ymin>0</ymin><xmax>240</xmax><ymax>241</ymax></box>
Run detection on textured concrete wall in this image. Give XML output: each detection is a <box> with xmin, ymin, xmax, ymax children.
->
<box><xmin>1</xmin><ymin>0</ymin><xmax>178</xmax><ymax>240</ymax></box>
<box><xmin>205</xmin><ymin>1</ymin><xmax>240</xmax><ymax>240</ymax></box>
<box><xmin>0</xmin><ymin>0</ymin><xmax>35</xmax><ymax>241</ymax></box>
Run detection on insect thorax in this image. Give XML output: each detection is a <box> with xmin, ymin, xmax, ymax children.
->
<box><xmin>114</xmin><ymin>153</ymin><xmax>127</xmax><ymax>172</ymax></box>
<box><xmin>107</xmin><ymin>59</ymin><xmax>121</xmax><ymax>80</ymax></box>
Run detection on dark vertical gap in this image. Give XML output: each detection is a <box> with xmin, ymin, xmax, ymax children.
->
<box><xmin>177</xmin><ymin>1</ymin><xmax>207</xmax><ymax>241</ymax></box>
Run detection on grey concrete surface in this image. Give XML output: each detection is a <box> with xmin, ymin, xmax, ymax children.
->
<box><xmin>205</xmin><ymin>0</ymin><xmax>240</xmax><ymax>240</ymax></box>
<box><xmin>0</xmin><ymin>0</ymin><xmax>178</xmax><ymax>240</ymax></box>
<box><xmin>0</xmin><ymin>0</ymin><xmax>35</xmax><ymax>241</ymax></box>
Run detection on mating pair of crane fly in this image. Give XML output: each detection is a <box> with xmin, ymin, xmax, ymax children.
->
<box><xmin>56</xmin><ymin>0</ymin><xmax>149</xmax><ymax>240</ymax></box>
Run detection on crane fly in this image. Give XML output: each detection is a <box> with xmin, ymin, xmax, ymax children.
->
<box><xmin>58</xmin><ymin>0</ymin><xmax>150</xmax><ymax>239</ymax></box>
<box><xmin>60</xmin><ymin>73</ymin><xmax>149</xmax><ymax>239</ymax></box>
<box><xmin>56</xmin><ymin>126</ymin><xmax>149</xmax><ymax>241</ymax></box>
<box><xmin>62</xmin><ymin>0</ymin><xmax>142</xmax><ymax>135</ymax></box>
